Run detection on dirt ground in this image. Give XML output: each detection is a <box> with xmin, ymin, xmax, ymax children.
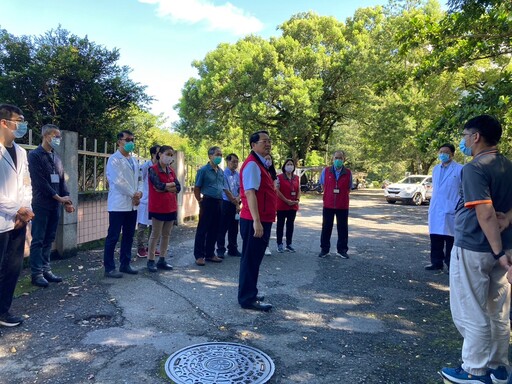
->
<box><xmin>0</xmin><ymin>190</ymin><xmax>490</xmax><ymax>384</ymax></box>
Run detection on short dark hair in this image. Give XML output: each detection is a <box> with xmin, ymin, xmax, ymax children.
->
<box><xmin>249</xmin><ymin>130</ymin><xmax>269</xmax><ymax>146</ymax></box>
<box><xmin>208</xmin><ymin>146</ymin><xmax>221</xmax><ymax>156</ymax></box>
<box><xmin>281</xmin><ymin>158</ymin><xmax>295</xmax><ymax>173</ymax></box>
<box><xmin>149</xmin><ymin>145</ymin><xmax>160</xmax><ymax>155</ymax></box>
<box><xmin>464</xmin><ymin>115</ymin><xmax>502</xmax><ymax>146</ymax></box>
<box><xmin>156</xmin><ymin>145</ymin><xmax>174</xmax><ymax>160</ymax></box>
<box><xmin>41</xmin><ymin>124</ymin><xmax>59</xmax><ymax>137</ymax></box>
<box><xmin>117</xmin><ymin>130</ymin><xmax>134</xmax><ymax>140</ymax></box>
<box><xmin>0</xmin><ymin>104</ymin><xmax>23</xmax><ymax>120</ymax></box>
<box><xmin>226</xmin><ymin>153</ymin><xmax>238</xmax><ymax>162</ymax></box>
<box><xmin>438</xmin><ymin>143</ymin><xmax>455</xmax><ymax>154</ymax></box>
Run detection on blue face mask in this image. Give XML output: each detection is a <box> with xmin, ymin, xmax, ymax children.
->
<box><xmin>334</xmin><ymin>159</ymin><xmax>344</xmax><ymax>168</ymax></box>
<box><xmin>124</xmin><ymin>141</ymin><xmax>135</xmax><ymax>152</ymax></box>
<box><xmin>50</xmin><ymin>137</ymin><xmax>61</xmax><ymax>148</ymax></box>
<box><xmin>13</xmin><ymin>122</ymin><xmax>28</xmax><ymax>138</ymax></box>
<box><xmin>459</xmin><ymin>136</ymin><xmax>473</xmax><ymax>157</ymax></box>
<box><xmin>438</xmin><ymin>153</ymin><xmax>450</xmax><ymax>163</ymax></box>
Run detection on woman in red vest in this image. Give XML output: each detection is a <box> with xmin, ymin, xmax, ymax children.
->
<box><xmin>276</xmin><ymin>159</ymin><xmax>300</xmax><ymax>253</ymax></box>
<box><xmin>147</xmin><ymin>146</ymin><xmax>181</xmax><ymax>272</ymax></box>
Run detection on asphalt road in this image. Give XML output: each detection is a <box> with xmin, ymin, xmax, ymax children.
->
<box><xmin>0</xmin><ymin>190</ymin><xmax>462</xmax><ymax>384</ymax></box>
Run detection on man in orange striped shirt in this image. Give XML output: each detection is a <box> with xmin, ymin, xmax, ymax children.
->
<box><xmin>440</xmin><ymin>115</ymin><xmax>512</xmax><ymax>384</ymax></box>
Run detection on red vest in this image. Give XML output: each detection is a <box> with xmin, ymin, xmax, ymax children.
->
<box><xmin>240</xmin><ymin>152</ymin><xmax>277</xmax><ymax>223</ymax></box>
<box><xmin>148</xmin><ymin>163</ymin><xmax>178</xmax><ymax>214</ymax></box>
<box><xmin>322</xmin><ymin>166</ymin><xmax>351</xmax><ymax>209</ymax></box>
<box><xmin>276</xmin><ymin>173</ymin><xmax>299</xmax><ymax>211</ymax></box>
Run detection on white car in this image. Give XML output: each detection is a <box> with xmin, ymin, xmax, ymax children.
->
<box><xmin>384</xmin><ymin>175</ymin><xmax>433</xmax><ymax>205</ymax></box>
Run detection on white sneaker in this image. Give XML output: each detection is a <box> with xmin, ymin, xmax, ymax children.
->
<box><xmin>265</xmin><ymin>247</ymin><xmax>272</xmax><ymax>256</ymax></box>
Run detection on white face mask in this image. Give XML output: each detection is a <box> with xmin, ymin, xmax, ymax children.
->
<box><xmin>161</xmin><ymin>155</ymin><xmax>173</xmax><ymax>165</ymax></box>
<box><xmin>285</xmin><ymin>165</ymin><xmax>294</xmax><ymax>173</ymax></box>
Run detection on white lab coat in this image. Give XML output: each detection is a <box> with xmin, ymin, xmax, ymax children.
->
<box><xmin>136</xmin><ymin>160</ymin><xmax>152</xmax><ymax>225</ymax></box>
<box><xmin>106</xmin><ymin>150</ymin><xmax>142</xmax><ymax>212</ymax></box>
<box><xmin>428</xmin><ymin>160</ymin><xmax>463</xmax><ymax>236</ymax></box>
<box><xmin>0</xmin><ymin>143</ymin><xmax>32</xmax><ymax>233</ymax></box>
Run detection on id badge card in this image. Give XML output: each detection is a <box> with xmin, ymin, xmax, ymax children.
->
<box><xmin>333</xmin><ymin>188</ymin><xmax>340</xmax><ymax>194</ymax></box>
<box><xmin>50</xmin><ymin>173</ymin><xmax>59</xmax><ymax>183</ymax></box>
<box><xmin>291</xmin><ymin>191</ymin><xmax>297</xmax><ymax>196</ymax></box>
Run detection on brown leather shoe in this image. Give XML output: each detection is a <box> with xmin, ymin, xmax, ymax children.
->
<box><xmin>195</xmin><ymin>258</ymin><xmax>206</xmax><ymax>266</ymax></box>
<box><xmin>206</xmin><ymin>256</ymin><xmax>223</xmax><ymax>263</ymax></box>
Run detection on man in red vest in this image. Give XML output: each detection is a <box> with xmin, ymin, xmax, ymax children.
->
<box><xmin>318</xmin><ymin>150</ymin><xmax>352</xmax><ymax>259</ymax></box>
<box><xmin>238</xmin><ymin>130</ymin><xmax>277</xmax><ymax>311</ymax></box>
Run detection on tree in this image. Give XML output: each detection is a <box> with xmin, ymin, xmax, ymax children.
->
<box><xmin>175</xmin><ymin>13</ymin><xmax>375</xmax><ymax>163</ymax></box>
<box><xmin>0</xmin><ymin>26</ymin><xmax>151</xmax><ymax>144</ymax></box>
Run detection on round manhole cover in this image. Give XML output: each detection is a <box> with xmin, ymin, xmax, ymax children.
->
<box><xmin>165</xmin><ymin>342</ymin><xmax>275</xmax><ymax>384</ymax></box>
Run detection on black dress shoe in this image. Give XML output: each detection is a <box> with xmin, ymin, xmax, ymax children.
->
<box><xmin>256</xmin><ymin>295</ymin><xmax>264</xmax><ymax>301</ymax></box>
<box><xmin>242</xmin><ymin>301</ymin><xmax>272</xmax><ymax>312</ymax></box>
<box><xmin>43</xmin><ymin>271</ymin><xmax>63</xmax><ymax>283</ymax></box>
<box><xmin>425</xmin><ymin>264</ymin><xmax>443</xmax><ymax>271</ymax></box>
<box><xmin>31</xmin><ymin>275</ymin><xmax>49</xmax><ymax>288</ymax></box>
<box><xmin>228</xmin><ymin>250</ymin><xmax>242</xmax><ymax>257</ymax></box>
<box><xmin>119</xmin><ymin>265</ymin><xmax>139</xmax><ymax>275</ymax></box>
<box><xmin>156</xmin><ymin>259</ymin><xmax>173</xmax><ymax>270</ymax></box>
<box><xmin>104</xmin><ymin>270</ymin><xmax>123</xmax><ymax>278</ymax></box>
<box><xmin>147</xmin><ymin>260</ymin><xmax>158</xmax><ymax>273</ymax></box>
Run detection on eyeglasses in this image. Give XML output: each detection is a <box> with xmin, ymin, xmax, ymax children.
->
<box><xmin>256</xmin><ymin>139</ymin><xmax>272</xmax><ymax>144</ymax></box>
<box><xmin>4</xmin><ymin>119</ymin><xmax>27</xmax><ymax>128</ymax></box>
<box><xmin>120</xmin><ymin>137</ymin><xmax>135</xmax><ymax>142</ymax></box>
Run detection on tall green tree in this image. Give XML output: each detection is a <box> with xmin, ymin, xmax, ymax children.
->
<box><xmin>0</xmin><ymin>26</ymin><xmax>151</xmax><ymax>144</ymax></box>
<box><xmin>175</xmin><ymin>12</ymin><xmax>375</xmax><ymax>163</ymax></box>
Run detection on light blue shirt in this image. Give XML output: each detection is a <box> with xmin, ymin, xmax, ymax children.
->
<box><xmin>222</xmin><ymin>168</ymin><xmax>240</xmax><ymax>201</ymax></box>
<box><xmin>195</xmin><ymin>162</ymin><xmax>224</xmax><ymax>199</ymax></box>
<box><xmin>242</xmin><ymin>153</ymin><xmax>267</xmax><ymax>191</ymax></box>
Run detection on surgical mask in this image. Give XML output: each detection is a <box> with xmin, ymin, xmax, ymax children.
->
<box><xmin>438</xmin><ymin>153</ymin><xmax>450</xmax><ymax>163</ymax></box>
<box><xmin>334</xmin><ymin>159</ymin><xmax>344</xmax><ymax>168</ymax></box>
<box><xmin>124</xmin><ymin>141</ymin><xmax>135</xmax><ymax>152</ymax></box>
<box><xmin>265</xmin><ymin>159</ymin><xmax>272</xmax><ymax>168</ymax></box>
<box><xmin>50</xmin><ymin>137</ymin><xmax>61</xmax><ymax>148</ymax></box>
<box><xmin>161</xmin><ymin>155</ymin><xmax>173</xmax><ymax>165</ymax></box>
<box><xmin>213</xmin><ymin>156</ymin><xmax>222</xmax><ymax>165</ymax></box>
<box><xmin>12</xmin><ymin>122</ymin><xmax>28</xmax><ymax>138</ymax></box>
<box><xmin>459</xmin><ymin>136</ymin><xmax>473</xmax><ymax>157</ymax></box>
<box><xmin>285</xmin><ymin>165</ymin><xmax>294</xmax><ymax>173</ymax></box>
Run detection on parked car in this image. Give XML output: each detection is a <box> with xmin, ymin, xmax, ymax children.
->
<box><xmin>384</xmin><ymin>175</ymin><xmax>432</xmax><ymax>205</ymax></box>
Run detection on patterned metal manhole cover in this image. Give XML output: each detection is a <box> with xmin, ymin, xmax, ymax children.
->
<box><xmin>165</xmin><ymin>342</ymin><xmax>275</xmax><ymax>384</ymax></box>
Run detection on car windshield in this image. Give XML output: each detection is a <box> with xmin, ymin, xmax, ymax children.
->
<box><xmin>399</xmin><ymin>177</ymin><xmax>425</xmax><ymax>184</ymax></box>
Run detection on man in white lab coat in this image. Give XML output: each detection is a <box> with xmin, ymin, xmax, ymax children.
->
<box><xmin>103</xmin><ymin>130</ymin><xmax>143</xmax><ymax>278</ymax></box>
<box><xmin>0</xmin><ymin>104</ymin><xmax>34</xmax><ymax>328</ymax></box>
<box><xmin>425</xmin><ymin>143</ymin><xmax>462</xmax><ymax>272</ymax></box>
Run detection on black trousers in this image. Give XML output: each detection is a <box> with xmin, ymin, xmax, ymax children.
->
<box><xmin>320</xmin><ymin>208</ymin><xmax>349</xmax><ymax>254</ymax></box>
<box><xmin>103</xmin><ymin>210</ymin><xmax>137</xmax><ymax>272</ymax></box>
<box><xmin>238</xmin><ymin>218</ymin><xmax>272</xmax><ymax>307</ymax></box>
<box><xmin>216</xmin><ymin>200</ymin><xmax>239</xmax><ymax>255</ymax></box>
<box><xmin>429</xmin><ymin>234</ymin><xmax>454</xmax><ymax>268</ymax></box>
<box><xmin>194</xmin><ymin>197</ymin><xmax>222</xmax><ymax>259</ymax></box>
<box><xmin>276</xmin><ymin>210</ymin><xmax>297</xmax><ymax>246</ymax></box>
<box><xmin>0</xmin><ymin>227</ymin><xmax>26</xmax><ymax>315</ymax></box>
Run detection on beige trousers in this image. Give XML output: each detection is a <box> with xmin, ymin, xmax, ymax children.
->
<box><xmin>148</xmin><ymin>219</ymin><xmax>173</xmax><ymax>261</ymax></box>
<box><xmin>449</xmin><ymin>246</ymin><xmax>510</xmax><ymax>375</ymax></box>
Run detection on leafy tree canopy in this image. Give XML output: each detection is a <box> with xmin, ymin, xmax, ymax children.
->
<box><xmin>0</xmin><ymin>26</ymin><xmax>152</xmax><ymax>145</ymax></box>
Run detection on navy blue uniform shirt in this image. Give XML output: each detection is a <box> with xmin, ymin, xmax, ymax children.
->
<box><xmin>28</xmin><ymin>145</ymin><xmax>69</xmax><ymax>209</ymax></box>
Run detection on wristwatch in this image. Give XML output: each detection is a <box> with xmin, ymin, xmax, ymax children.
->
<box><xmin>492</xmin><ymin>250</ymin><xmax>505</xmax><ymax>260</ymax></box>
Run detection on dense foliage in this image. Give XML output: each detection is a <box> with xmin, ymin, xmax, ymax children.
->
<box><xmin>1</xmin><ymin>0</ymin><xmax>510</xmax><ymax>184</ymax></box>
<box><xmin>175</xmin><ymin>0</ymin><xmax>511</xmax><ymax>181</ymax></box>
<box><xmin>0</xmin><ymin>26</ymin><xmax>151</xmax><ymax>146</ymax></box>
